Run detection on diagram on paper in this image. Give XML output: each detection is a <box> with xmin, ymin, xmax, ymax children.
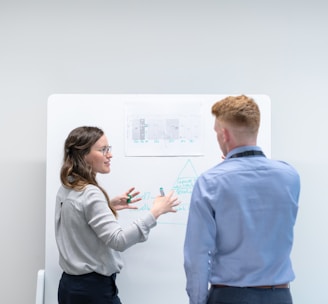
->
<box><xmin>125</xmin><ymin>104</ymin><xmax>204</xmax><ymax>156</ymax></box>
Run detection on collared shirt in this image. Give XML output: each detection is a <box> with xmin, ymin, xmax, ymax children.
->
<box><xmin>184</xmin><ymin>146</ymin><xmax>300</xmax><ymax>304</ymax></box>
<box><xmin>55</xmin><ymin>184</ymin><xmax>156</xmax><ymax>276</ymax></box>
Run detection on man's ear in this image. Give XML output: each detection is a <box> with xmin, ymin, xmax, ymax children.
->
<box><xmin>222</xmin><ymin>127</ymin><xmax>229</xmax><ymax>143</ymax></box>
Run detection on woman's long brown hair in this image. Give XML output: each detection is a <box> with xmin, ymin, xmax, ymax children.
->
<box><xmin>60</xmin><ymin>126</ymin><xmax>117</xmax><ymax>217</ymax></box>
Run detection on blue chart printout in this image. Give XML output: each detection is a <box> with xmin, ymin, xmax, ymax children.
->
<box><xmin>125</xmin><ymin>103</ymin><xmax>204</xmax><ymax>156</ymax></box>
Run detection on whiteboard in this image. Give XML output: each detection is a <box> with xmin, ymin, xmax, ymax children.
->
<box><xmin>45</xmin><ymin>94</ymin><xmax>271</xmax><ymax>304</ymax></box>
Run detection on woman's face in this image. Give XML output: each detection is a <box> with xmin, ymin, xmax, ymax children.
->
<box><xmin>84</xmin><ymin>135</ymin><xmax>112</xmax><ymax>174</ymax></box>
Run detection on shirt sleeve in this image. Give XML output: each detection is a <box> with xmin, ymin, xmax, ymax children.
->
<box><xmin>184</xmin><ymin>176</ymin><xmax>217</xmax><ymax>304</ymax></box>
<box><xmin>84</xmin><ymin>186</ymin><xmax>157</xmax><ymax>252</ymax></box>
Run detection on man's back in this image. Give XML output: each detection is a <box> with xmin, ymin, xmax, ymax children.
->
<box><xmin>184</xmin><ymin>147</ymin><xmax>300</xmax><ymax>303</ymax></box>
<box><xmin>202</xmin><ymin>153</ymin><xmax>299</xmax><ymax>286</ymax></box>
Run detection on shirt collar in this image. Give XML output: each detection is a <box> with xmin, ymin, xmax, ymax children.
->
<box><xmin>225</xmin><ymin>146</ymin><xmax>262</xmax><ymax>159</ymax></box>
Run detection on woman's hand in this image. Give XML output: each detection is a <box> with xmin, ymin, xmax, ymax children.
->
<box><xmin>110</xmin><ymin>187</ymin><xmax>141</xmax><ymax>211</ymax></box>
<box><xmin>150</xmin><ymin>190</ymin><xmax>180</xmax><ymax>219</ymax></box>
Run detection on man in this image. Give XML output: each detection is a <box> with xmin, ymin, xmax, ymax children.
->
<box><xmin>184</xmin><ymin>95</ymin><xmax>300</xmax><ymax>304</ymax></box>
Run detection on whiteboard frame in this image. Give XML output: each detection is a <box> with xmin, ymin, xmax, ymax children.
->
<box><xmin>41</xmin><ymin>94</ymin><xmax>271</xmax><ymax>304</ymax></box>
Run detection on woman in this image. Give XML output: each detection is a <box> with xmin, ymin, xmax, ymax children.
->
<box><xmin>55</xmin><ymin>126</ymin><xmax>179</xmax><ymax>304</ymax></box>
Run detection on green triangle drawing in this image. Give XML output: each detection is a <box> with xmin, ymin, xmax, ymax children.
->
<box><xmin>172</xmin><ymin>159</ymin><xmax>198</xmax><ymax>195</ymax></box>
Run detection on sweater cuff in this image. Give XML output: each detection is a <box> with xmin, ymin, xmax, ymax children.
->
<box><xmin>143</xmin><ymin>212</ymin><xmax>157</xmax><ymax>229</ymax></box>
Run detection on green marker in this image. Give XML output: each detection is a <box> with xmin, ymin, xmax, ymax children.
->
<box><xmin>127</xmin><ymin>194</ymin><xmax>132</xmax><ymax>203</ymax></box>
<box><xmin>160</xmin><ymin>187</ymin><xmax>165</xmax><ymax>196</ymax></box>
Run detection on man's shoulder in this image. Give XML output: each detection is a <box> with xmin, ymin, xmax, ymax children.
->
<box><xmin>269</xmin><ymin>159</ymin><xmax>299</xmax><ymax>173</ymax></box>
<box><xmin>197</xmin><ymin>161</ymin><xmax>231</xmax><ymax>181</ymax></box>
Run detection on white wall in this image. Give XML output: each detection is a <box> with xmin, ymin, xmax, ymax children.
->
<box><xmin>0</xmin><ymin>1</ymin><xmax>326</xmax><ymax>303</ymax></box>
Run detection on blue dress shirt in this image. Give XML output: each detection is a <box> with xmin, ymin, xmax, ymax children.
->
<box><xmin>184</xmin><ymin>146</ymin><xmax>300</xmax><ymax>304</ymax></box>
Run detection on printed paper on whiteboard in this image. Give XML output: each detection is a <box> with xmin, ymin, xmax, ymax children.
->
<box><xmin>125</xmin><ymin>103</ymin><xmax>204</xmax><ymax>156</ymax></box>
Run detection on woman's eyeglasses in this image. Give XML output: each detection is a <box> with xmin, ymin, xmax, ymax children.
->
<box><xmin>98</xmin><ymin>146</ymin><xmax>112</xmax><ymax>155</ymax></box>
